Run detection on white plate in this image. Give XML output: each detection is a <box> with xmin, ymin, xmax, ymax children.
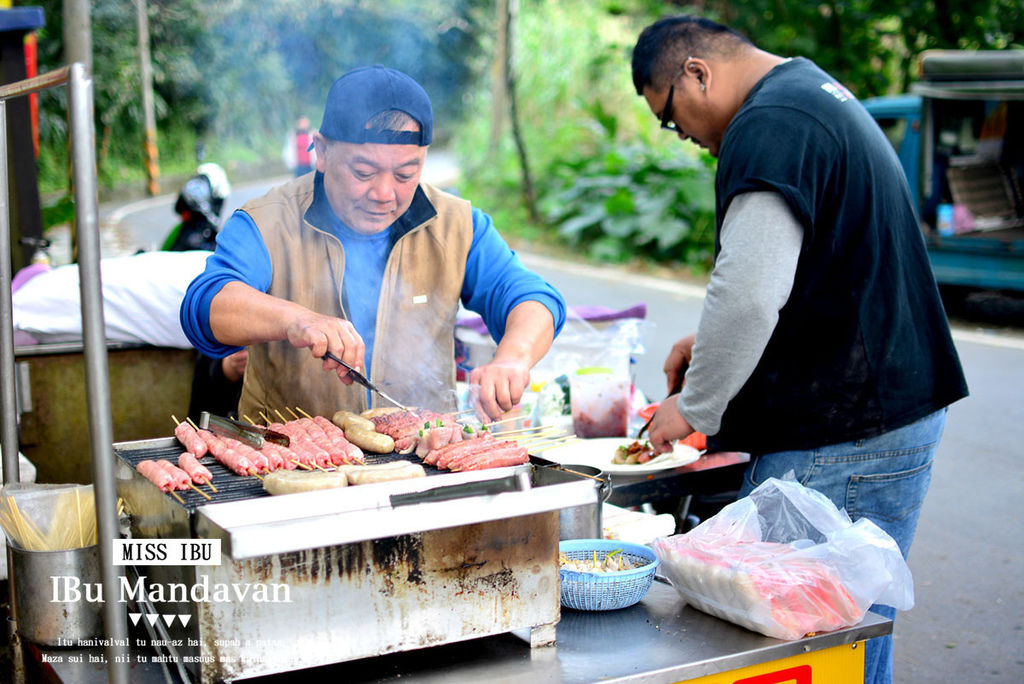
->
<box><xmin>539</xmin><ymin>438</ymin><xmax>702</xmax><ymax>474</ymax></box>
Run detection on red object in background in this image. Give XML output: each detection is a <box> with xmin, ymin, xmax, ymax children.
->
<box><xmin>23</xmin><ymin>31</ymin><xmax>37</xmax><ymax>157</ymax></box>
<box><xmin>638</xmin><ymin>402</ymin><xmax>707</xmax><ymax>450</ymax></box>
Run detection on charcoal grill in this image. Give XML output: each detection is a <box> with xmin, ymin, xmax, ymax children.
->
<box><xmin>114</xmin><ymin>437</ymin><xmax>597</xmax><ymax>682</ymax></box>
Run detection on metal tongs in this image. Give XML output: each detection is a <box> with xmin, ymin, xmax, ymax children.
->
<box><xmin>199</xmin><ymin>412</ymin><xmax>290</xmax><ymax>449</ymax></box>
<box><xmin>321</xmin><ymin>351</ymin><xmax>410</xmax><ymax>411</ymax></box>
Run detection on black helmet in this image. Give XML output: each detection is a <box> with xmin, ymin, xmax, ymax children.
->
<box><xmin>174</xmin><ymin>174</ymin><xmax>219</xmax><ymax>227</ymax></box>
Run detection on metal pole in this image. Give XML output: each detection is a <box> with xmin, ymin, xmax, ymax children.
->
<box><xmin>0</xmin><ymin>95</ymin><xmax>27</xmax><ymax>684</ymax></box>
<box><xmin>67</xmin><ymin>62</ymin><xmax>130</xmax><ymax>684</ymax></box>
<box><xmin>135</xmin><ymin>0</ymin><xmax>160</xmax><ymax>195</ymax></box>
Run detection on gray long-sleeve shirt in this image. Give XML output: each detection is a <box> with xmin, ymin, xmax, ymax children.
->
<box><xmin>678</xmin><ymin>191</ymin><xmax>803</xmax><ymax>435</ymax></box>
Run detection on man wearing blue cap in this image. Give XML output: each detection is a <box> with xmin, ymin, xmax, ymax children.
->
<box><xmin>180</xmin><ymin>66</ymin><xmax>566</xmax><ymax>420</ymax></box>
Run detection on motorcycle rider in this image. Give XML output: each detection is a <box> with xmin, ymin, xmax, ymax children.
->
<box><xmin>161</xmin><ymin>162</ymin><xmax>231</xmax><ymax>252</ymax></box>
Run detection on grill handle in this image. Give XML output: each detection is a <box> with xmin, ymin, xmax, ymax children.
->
<box><xmin>389</xmin><ymin>473</ymin><xmax>529</xmax><ymax>507</ymax></box>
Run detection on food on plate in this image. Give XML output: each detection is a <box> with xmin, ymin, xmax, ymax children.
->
<box><xmin>262</xmin><ymin>470</ymin><xmax>348</xmax><ymax>495</ymax></box>
<box><xmin>332</xmin><ymin>410</ymin><xmax>376</xmax><ymax>432</ymax></box>
<box><xmin>612</xmin><ymin>440</ymin><xmax>659</xmax><ymax>465</ymax></box>
<box><xmin>344</xmin><ymin>425</ymin><xmax>395</xmax><ymax>454</ymax></box>
<box><xmin>559</xmin><ymin>548</ymin><xmax>646</xmax><ymax>573</ymax></box>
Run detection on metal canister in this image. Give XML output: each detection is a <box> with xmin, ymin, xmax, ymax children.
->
<box><xmin>10</xmin><ymin>543</ymin><xmax>103</xmax><ymax>646</ymax></box>
<box><xmin>555</xmin><ymin>464</ymin><xmax>611</xmax><ymax>539</ymax></box>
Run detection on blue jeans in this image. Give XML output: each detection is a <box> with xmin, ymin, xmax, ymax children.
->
<box><xmin>738</xmin><ymin>409</ymin><xmax>947</xmax><ymax>684</ymax></box>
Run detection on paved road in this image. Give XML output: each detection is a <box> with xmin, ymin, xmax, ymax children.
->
<box><xmin>101</xmin><ymin>175</ymin><xmax>1024</xmax><ymax>683</ymax></box>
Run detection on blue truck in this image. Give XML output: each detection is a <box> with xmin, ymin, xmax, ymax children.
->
<box><xmin>863</xmin><ymin>50</ymin><xmax>1024</xmax><ymax>293</ymax></box>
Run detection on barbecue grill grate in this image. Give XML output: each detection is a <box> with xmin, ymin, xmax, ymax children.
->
<box><xmin>115</xmin><ymin>443</ymin><xmax>444</xmax><ymax>512</ymax></box>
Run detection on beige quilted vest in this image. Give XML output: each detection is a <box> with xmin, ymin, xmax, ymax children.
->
<box><xmin>236</xmin><ymin>175</ymin><xmax>472</xmax><ymax>420</ymax></box>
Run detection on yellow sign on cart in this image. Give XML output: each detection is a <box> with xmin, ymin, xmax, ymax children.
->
<box><xmin>679</xmin><ymin>641</ymin><xmax>864</xmax><ymax>683</ymax></box>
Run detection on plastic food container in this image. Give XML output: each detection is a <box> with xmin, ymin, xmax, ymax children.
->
<box><xmin>569</xmin><ymin>367</ymin><xmax>630</xmax><ymax>438</ymax></box>
<box><xmin>559</xmin><ymin>539</ymin><xmax>659</xmax><ymax>611</ymax></box>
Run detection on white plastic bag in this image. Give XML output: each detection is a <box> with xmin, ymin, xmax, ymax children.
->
<box><xmin>12</xmin><ymin>250</ymin><xmax>210</xmax><ymax>348</ymax></box>
<box><xmin>654</xmin><ymin>477</ymin><xmax>913</xmax><ymax>640</ymax></box>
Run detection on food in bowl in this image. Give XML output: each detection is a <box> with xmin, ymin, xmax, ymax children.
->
<box><xmin>560</xmin><ymin>547</ymin><xmax>647</xmax><ymax>573</ymax></box>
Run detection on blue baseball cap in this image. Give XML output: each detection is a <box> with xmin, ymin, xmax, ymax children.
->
<box><xmin>318</xmin><ymin>66</ymin><xmax>433</xmax><ymax>146</ymax></box>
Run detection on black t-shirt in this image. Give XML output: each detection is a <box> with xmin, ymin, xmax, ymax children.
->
<box><xmin>710</xmin><ymin>58</ymin><xmax>967</xmax><ymax>453</ymax></box>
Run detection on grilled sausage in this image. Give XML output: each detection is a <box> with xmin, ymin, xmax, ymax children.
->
<box><xmin>360</xmin><ymin>407</ymin><xmax>403</xmax><ymax>419</ymax></box>
<box><xmin>344</xmin><ymin>425</ymin><xmax>395</xmax><ymax>454</ymax></box>
<box><xmin>332</xmin><ymin>410</ymin><xmax>375</xmax><ymax>432</ymax></box>
<box><xmin>262</xmin><ymin>470</ymin><xmax>348</xmax><ymax>496</ymax></box>
<box><xmin>339</xmin><ymin>462</ymin><xmax>425</xmax><ymax>485</ymax></box>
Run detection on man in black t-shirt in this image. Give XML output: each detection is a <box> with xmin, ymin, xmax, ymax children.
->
<box><xmin>631</xmin><ymin>16</ymin><xmax>967</xmax><ymax>684</ymax></box>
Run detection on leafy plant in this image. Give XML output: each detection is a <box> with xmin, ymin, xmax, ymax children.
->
<box><xmin>540</xmin><ymin>103</ymin><xmax>716</xmax><ymax>268</ymax></box>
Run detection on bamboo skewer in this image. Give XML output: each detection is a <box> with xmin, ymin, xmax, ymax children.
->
<box><xmin>557</xmin><ymin>466</ymin><xmax>605</xmax><ymax>482</ymax></box>
<box><xmin>505</xmin><ymin>427</ymin><xmax>563</xmax><ymax>442</ymax></box>
<box><xmin>189</xmin><ymin>484</ymin><xmax>213</xmax><ymax>501</ymax></box>
<box><xmin>169</xmin><ymin>491</ymin><xmax>186</xmax><ymax>504</ymax></box>
<box><xmin>248</xmin><ymin>470</ymin><xmax>264</xmax><ymax>481</ymax></box>
<box><xmin>247</xmin><ymin>411</ymin><xmax>307</xmax><ymax>471</ymax></box>
<box><xmin>516</xmin><ymin>430</ymin><xmax>572</xmax><ymax>448</ymax></box>
<box><xmin>529</xmin><ymin>435</ymin><xmax>581</xmax><ymax>452</ymax></box>
<box><xmin>187</xmin><ymin>417</ymin><xmax>201</xmax><ymax>432</ymax></box>
<box><xmin>285</xmin><ymin>407</ymin><xmax>301</xmax><ymax>420</ymax></box>
<box><xmin>272</xmin><ymin>409</ymin><xmax>310</xmax><ymax>466</ymax></box>
<box><xmin>488</xmin><ymin>424</ymin><xmax>550</xmax><ymax>438</ymax></box>
<box><xmin>202</xmin><ymin>478</ymin><xmax>219</xmax><ymax>494</ymax></box>
<box><xmin>295</xmin><ymin>406</ymin><xmax>314</xmax><ymax>419</ymax></box>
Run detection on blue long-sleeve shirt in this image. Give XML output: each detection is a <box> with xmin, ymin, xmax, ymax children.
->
<box><xmin>180</xmin><ymin>188</ymin><xmax>566</xmax><ymax>376</ymax></box>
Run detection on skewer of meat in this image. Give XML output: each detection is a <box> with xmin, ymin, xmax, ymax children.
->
<box><xmin>295</xmin><ymin>408</ymin><xmax>365</xmax><ymax>465</ymax></box>
<box><xmin>156</xmin><ymin>459</ymin><xmax>213</xmax><ymax>500</ymax></box>
<box><xmin>222</xmin><ymin>436</ymin><xmax>272</xmax><ymax>473</ymax></box>
<box><xmin>171</xmin><ymin>415</ymin><xmax>208</xmax><ymax>458</ymax></box>
<box><xmin>178</xmin><ymin>452</ymin><xmax>218</xmax><ymax>492</ymax></box>
<box><xmin>273</xmin><ymin>410</ymin><xmax>333</xmax><ymax>469</ymax></box>
<box><xmin>371</xmin><ymin>410</ymin><xmax>459</xmax><ymax>454</ymax></box>
<box><xmin>430</xmin><ymin>435</ymin><xmax>505</xmax><ymax>468</ymax></box>
<box><xmin>136</xmin><ymin>459</ymin><xmax>176</xmax><ymax>492</ymax></box>
<box><xmin>449</xmin><ymin>445</ymin><xmax>529</xmax><ymax>471</ymax></box>
<box><xmin>269</xmin><ymin>415</ymin><xmax>324</xmax><ymax>470</ymax></box>
<box><xmin>196</xmin><ymin>428</ymin><xmax>259</xmax><ymax>477</ymax></box>
<box><xmin>244</xmin><ymin>414</ymin><xmax>305</xmax><ymax>470</ymax></box>
<box><xmin>257</xmin><ymin>413</ymin><xmax>317</xmax><ymax>470</ymax></box>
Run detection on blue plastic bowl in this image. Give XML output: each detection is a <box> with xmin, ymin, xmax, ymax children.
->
<box><xmin>559</xmin><ymin>539</ymin><xmax>660</xmax><ymax>611</ymax></box>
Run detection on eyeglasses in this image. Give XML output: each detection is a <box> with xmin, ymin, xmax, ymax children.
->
<box><xmin>659</xmin><ymin>56</ymin><xmax>696</xmax><ymax>133</ymax></box>
<box><xmin>660</xmin><ymin>83</ymin><xmax>678</xmax><ymax>132</ymax></box>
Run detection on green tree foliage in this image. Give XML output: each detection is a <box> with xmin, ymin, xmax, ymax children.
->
<box><xmin>27</xmin><ymin>0</ymin><xmax>1022</xmax><ymax>272</ymax></box>
<box><xmin>459</xmin><ymin>0</ymin><xmax>1020</xmax><ymax>273</ymax></box>
<box><xmin>31</xmin><ymin>0</ymin><xmax>487</xmax><ymax>192</ymax></box>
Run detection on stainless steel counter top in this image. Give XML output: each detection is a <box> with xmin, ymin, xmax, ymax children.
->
<box><xmin>35</xmin><ymin>579</ymin><xmax>890</xmax><ymax>683</ymax></box>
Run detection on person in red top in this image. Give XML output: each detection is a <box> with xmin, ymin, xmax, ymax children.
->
<box><xmin>293</xmin><ymin>116</ymin><xmax>314</xmax><ymax>176</ymax></box>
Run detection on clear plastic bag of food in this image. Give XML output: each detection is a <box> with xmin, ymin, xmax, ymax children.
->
<box><xmin>0</xmin><ymin>483</ymin><xmax>97</xmax><ymax>551</ymax></box>
<box><xmin>653</xmin><ymin>476</ymin><xmax>913</xmax><ymax>640</ymax></box>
